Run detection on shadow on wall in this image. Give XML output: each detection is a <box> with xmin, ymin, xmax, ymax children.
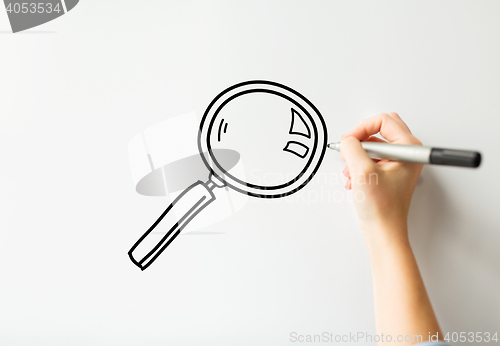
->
<box><xmin>409</xmin><ymin>168</ymin><xmax>500</xmax><ymax>336</ymax></box>
<box><xmin>128</xmin><ymin>112</ymin><xmax>248</xmax><ymax>233</ymax></box>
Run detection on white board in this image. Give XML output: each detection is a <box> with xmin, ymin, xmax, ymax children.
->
<box><xmin>1</xmin><ymin>1</ymin><xmax>499</xmax><ymax>345</ymax></box>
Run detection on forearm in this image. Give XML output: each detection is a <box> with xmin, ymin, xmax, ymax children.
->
<box><xmin>364</xmin><ymin>226</ymin><xmax>442</xmax><ymax>345</ymax></box>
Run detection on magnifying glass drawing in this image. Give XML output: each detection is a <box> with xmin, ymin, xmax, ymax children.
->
<box><xmin>129</xmin><ymin>80</ymin><xmax>328</xmax><ymax>270</ymax></box>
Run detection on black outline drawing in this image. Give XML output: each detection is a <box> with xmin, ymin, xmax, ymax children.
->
<box><xmin>217</xmin><ymin>119</ymin><xmax>225</xmax><ymax>142</ymax></box>
<box><xmin>129</xmin><ymin>80</ymin><xmax>328</xmax><ymax>270</ymax></box>
<box><xmin>283</xmin><ymin>141</ymin><xmax>309</xmax><ymax>159</ymax></box>
<box><xmin>289</xmin><ymin>108</ymin><xmax>311</xmax><ymax>138</ymax></box>
<box><xmin>200</xmin><ymin>81</ymin><xmax>327</xmax><ymax>197</ymax></box>
<box><xmin>129</xmin><ymin>180</ymin><xmax>217</xmax><ymax>270</ymax></box>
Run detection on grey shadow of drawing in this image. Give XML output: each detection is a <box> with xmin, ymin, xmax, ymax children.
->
<box><xmin>128</xmin><ymin>149</ymin><xmax>240</xmax><ymax>270</ymax></box>
<box><xmin>136</xmin><ymin>149</ymin><xmax>240</xmax><ymax>196</ymax></box>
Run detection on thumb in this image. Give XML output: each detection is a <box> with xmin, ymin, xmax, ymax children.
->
<box><xmin>340</xmin><ymin>137</ymin><xmax>375</xmax><ymax>174</ymax></box>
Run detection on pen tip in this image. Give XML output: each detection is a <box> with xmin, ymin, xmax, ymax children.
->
<box><xmin>327</xmin><ymin>142</ymin><xmax>340</xmax><ymax>151</ymax></box>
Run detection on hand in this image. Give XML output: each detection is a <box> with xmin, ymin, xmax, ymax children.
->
<box><xmin>341</xmin><ymin>113</ymin><xmax>443</xmax><ymax>345</ymax></box>
<box><xmin>340</xmin><ymin>113</ymin><xmax>423</xmax><ymax>242</ymax></box>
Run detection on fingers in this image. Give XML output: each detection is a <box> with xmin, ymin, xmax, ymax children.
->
<box><xmin>365</xmin><ymin>137</ymin><xmax>385</xmax><ymax>162</ymax></box>
<box><xmin>342</xmin><ymin>113</ymin><xmax>420</xmax><ymax>145</ymax></box>
<box><xmin>340</xmin><ymin>114</ymin><xmax>420</xmax><ymax>190</ymax></box>
<box><xmin>339</xmin><ymin>135</ymin><xmax>386</xmax><ymax>161</ymax></box>
<box><xmin>342</xmin><ymin>138</ymin><xmax>380</xmax><ymax>190</ymax></box>
<box><xmin>386</xmin><ymin>112</ymin><xmax>412</xmax><ymax>133</ymax></box>
<box><xmin>365</xmin><ymin>135</ymin><xmax>388</xmax><ymax>143</ymax></box>
<box><xmin>343</xmin><ymin>165</ymin><xmax>351</xmax><ymax>190</ymax></box>
<box><xmin>340</xmin><ymin>137</ymin><xmax>375</xmax><ymax>174</ymax></box>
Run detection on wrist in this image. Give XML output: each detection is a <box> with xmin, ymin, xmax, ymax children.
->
<box><xmin>361</xmin><ymin>221</ymin><xmax>411</xmax><ymax>256</ymax></box>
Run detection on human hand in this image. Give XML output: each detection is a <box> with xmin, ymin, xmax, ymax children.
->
<box><xmin>340</xmin><ymin>113</ymin><xmax>423</xmax><ymax>243</ymax></box>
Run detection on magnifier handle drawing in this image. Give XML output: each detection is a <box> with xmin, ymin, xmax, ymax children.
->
<box><xmin>128</xmin><ymin>179</ymin><xmax>219</xmax><ymax>270</ymax></box>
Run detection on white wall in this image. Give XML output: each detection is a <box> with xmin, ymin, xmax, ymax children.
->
<box><xmin>1</xmin><ymin>1</ymin><xmax>499</xmax><ymax>345</ymax></box>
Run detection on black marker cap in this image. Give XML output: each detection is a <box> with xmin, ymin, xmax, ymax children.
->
<box><xmin>429</xmin><ymin>148</ymin><xmax>481</xmax><ymax>168</ymax></box>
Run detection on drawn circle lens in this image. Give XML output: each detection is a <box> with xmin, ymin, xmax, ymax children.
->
<box><xmin>198</xmin><ymin>81</ymin><xmax>328</xmax><ymax>198</ymax></box>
